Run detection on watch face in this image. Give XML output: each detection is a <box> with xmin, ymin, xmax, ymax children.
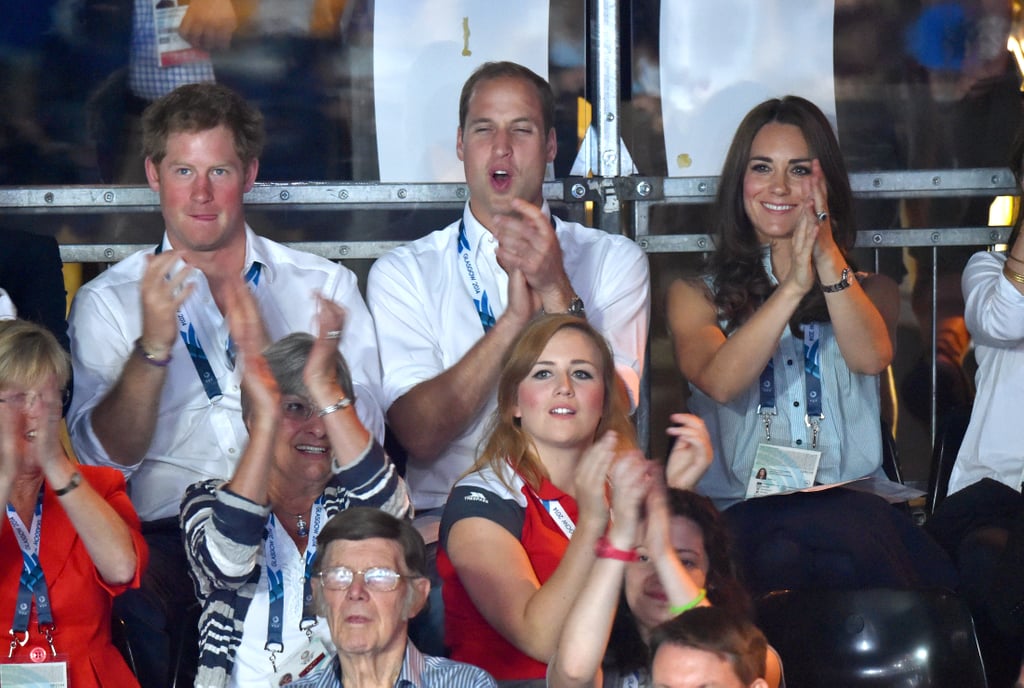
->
<box><xmin>567</xmin><ymin>296</ymin><xmax>586</xmax><ymax>316</ymax></box>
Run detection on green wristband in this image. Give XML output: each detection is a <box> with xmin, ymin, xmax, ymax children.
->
<box><xmin>668</xmin><ymin>588</ymin><xmax>707</xmax><ymax>616</ymax></box>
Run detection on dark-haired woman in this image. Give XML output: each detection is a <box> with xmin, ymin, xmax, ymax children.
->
<box><xmin>666</xmin><ymin>95</ymin><xmax>954</xmax><ymax>593</ymax></box>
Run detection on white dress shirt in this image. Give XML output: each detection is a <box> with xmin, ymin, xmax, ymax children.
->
<box><xmin>0</xmin><ymin>288</ymin><xmax>15</xmax><ymax>319</ymax></box>
<box><xmin>367</xmin><ymin>203</ymin><xmax>650</xmax><ymax>511</ymax></box>
<box><xmin>67</xmin><ymin>227</ymin><xmax>386</xmax><ymax>521</ymax></box>
<box><xmin>949</xmin><ymin>250</ymin><xmax>1024</xmax><ymax>495</ymax></box>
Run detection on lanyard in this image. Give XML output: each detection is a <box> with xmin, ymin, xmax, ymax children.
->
<box><xmin>5</xmin><ymin>491</ymin><xmax>57</xmax><ymax>658</ymax></box>
<box><xmin>757</xmin><ymin>323</ymin><xmax>825</xmax><ymax>448</ymax></box>
<box><xmin>153</xmin><ymin>243</ymin><xmax>262</xmax><ymax>400</ymax></box>
<box><xmin>264</xmin><ymin>496</ymin><xmax>326</xmax><ymax>670</ymax></box>
<box><xmin>456</xmin><ymin>215</ymin><xmax>559</xmax><ymax>334</ymax></box>
<box><xmin>456</xmin><ymin>220</ymin><xmax>497</xmax><ymax>333</ymax></box>
<box><xmin>531</xmin><ymin>489</ymin><xmax>576</xmax><ymax>540</ymax></box>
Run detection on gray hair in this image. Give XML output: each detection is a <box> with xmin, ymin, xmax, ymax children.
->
<box><xmin>242</xmin><ymin>332</ymin><xmax>355</xmax><ymax>417</ymax></box>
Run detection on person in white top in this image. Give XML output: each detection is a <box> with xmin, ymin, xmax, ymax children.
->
<box><xmin>66</xmin><ymin>82</ymin><xmax>386</xmax><ymax>688</ymax></box>
<box><xmin>367</xmin><ymin>61</ymin><xmax>650</xmax><ymax>516</ymax></box>
<box><xmin>927</xmin><ymin>135</ymin><xmax>1024</xmax><ymax>687</ymax></box>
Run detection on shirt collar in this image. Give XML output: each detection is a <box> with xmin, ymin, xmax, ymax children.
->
<box><xmin>333</xmin><ymin>641</ymin><xmax>420</xmax><ymax>688</ymax></box>
<box><xmin>395</xmin><ymin>641</ymin><xmax>425</xmax><ymax>687</ymax></box>
<box><xmin>462</xmin><ymin>201</ymin><xmax>555</xmax><ymax>247</ymax></box>
<box><xmin>157</xmin><ymin>224</ymin><xmax>273</xmax><ymax>283</ymax></box>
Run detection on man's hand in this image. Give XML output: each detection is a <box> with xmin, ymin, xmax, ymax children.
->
<box><xmin>179</xmin><ymin>0</ymin><xmax>239</xmax><ymax>51</ymax></box>
<box><xmin>492</xmin><ymin>198</ymin><xmax>575</xmax><ymax>313</ymax></box>
<box><xmin>140</xmin><ymin>252</ymin><xmax>194</xmax><ymax>359</ymax></box>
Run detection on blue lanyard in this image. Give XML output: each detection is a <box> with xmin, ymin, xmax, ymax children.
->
<box><xmin>264</xmin><ymin>496</ymin><xmax>326</xmax><ymax>669</ymax></box>
<box><xmin>456</xmin><ymin>215</ymin><xmax>559</xmax><ymax>333</ymax></box>
<box><xmin>5</xmin><ymin>491</ymin><xmax>56</xmax><ymax>656</ymax></box>
<box><xmin>457</xmin><ymin>220</ymin><xmax>496</xmax><ymax>332</ymax></box>
<box><xmin>757</xmin><ymin>323</ymin><xmax>825</xmax><ymax>448</ymax></box>
<box><xmin>153</xmin><ymin>243</ymin><xmax>262</xmax><ymax>400</ymax></box>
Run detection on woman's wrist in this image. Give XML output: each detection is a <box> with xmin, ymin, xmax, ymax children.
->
<box><xmin>605</xmin><ymin>523</ymin><xmax>638</xmax><ymax>552</ymax></box>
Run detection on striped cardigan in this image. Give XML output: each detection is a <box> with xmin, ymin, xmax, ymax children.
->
<box><xmin>180</xmin><ymin>439</ymin><xmax>410</xmax><ymax>688</ymax></box>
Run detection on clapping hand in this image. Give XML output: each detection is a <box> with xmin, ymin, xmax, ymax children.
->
<box><xmin>665</xmin><ymin>413</ymin><xmax>712</xmax><ymax>490</ymax></box>
<box><xmin>224</xmin><ymin>278</ymin><xmax>278</xmax><ymax>424</ymax></box>
<box><xmin>303</xmin><ymin>294</ymin><xmax>348</xmax><ymax>405</ymax></box>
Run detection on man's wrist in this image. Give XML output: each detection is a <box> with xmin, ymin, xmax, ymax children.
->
<box><xmin>135</xmin><ymin>338</ymin><xmax>172</xmax><ymax>367</ymax></box>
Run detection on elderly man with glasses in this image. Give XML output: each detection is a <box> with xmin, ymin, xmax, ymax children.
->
<box><xmin>289</xmin><ymin>507</ymin><xmax>497</xmax><ymax>688</ymax></box>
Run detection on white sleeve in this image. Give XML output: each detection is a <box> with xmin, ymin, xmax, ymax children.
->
<box><xmin>367</xmin><ymin>251</ymin><xmax>448</xmax><ymax>409</ymax></box>
<box><xmin>963</xmin><ymin>251</ymin><xmax>1024</xmax><ymax>346</ymax></box>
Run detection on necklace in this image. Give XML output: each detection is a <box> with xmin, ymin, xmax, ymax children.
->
<box><xmin>294</xmin><ymin>512</ymin><xmax>309</xmax><ymax>537</ymax></box>
<box><xmin>276</xmin><ymin>509</ymin><xmax>309</xmax><ymax>537</ymax></box>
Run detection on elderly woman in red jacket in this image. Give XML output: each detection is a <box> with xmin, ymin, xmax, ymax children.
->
<box><xmin>0</xmin><ymin>319</ymin><xmax>147</xmax><ymax>687</ymax></box>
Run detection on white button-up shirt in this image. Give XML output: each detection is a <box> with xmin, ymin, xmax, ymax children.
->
<box><xmin>368</xmin><ymin>203</ymin><xmax>650</xmax><ymax>512</ymax></box>
<box><xmin>67</xmin><ymin>227</ymin><xmax>386</xmax><ymax>521</ymax></box>
<box><xmin>949</xmin><ymin>250</ymin><xmax>1024</xmax><ymax>496</ymax></box>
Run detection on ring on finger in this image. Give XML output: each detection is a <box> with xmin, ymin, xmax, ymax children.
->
<box><xmin>815</xmin><ymin>210</ymin><xmax>829</xmax><ymax>224</ymax></box>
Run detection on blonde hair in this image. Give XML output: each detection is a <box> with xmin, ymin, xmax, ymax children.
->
<box><xmin>470</xmin><ymin>314</ymin><xmax>635</xmax><ymax>491</ymax></box>
<box><xmin>0</xmin><ymin>320</ymin><xmax>70</xmax><ymax>391</ymax></box>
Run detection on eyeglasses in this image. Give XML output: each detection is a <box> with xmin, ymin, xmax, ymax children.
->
<box><xmin>0</xmin><ymin>389</ymin><xmax>69</xmax><ymax>408</ymax></box>
<box><xmin>281</xmin><ymin>396</ymin><xmax>315</xmax><ymax>422</ymax></box>
<box><xmin>318</xmin><ymin>566</ymin><xmax>409</xmax><ymax>592</ymax></box>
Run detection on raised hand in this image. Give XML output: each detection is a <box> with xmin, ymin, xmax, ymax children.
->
<box><xmin>303</xmin><ymin>294</ymin><xmax>349</xmax><ymax>405</ymax></box>
<box><xmin>493</xmin><ymin>198</ymin><xmax>574</xmax><ymax>313</ymax></box>
<box><xmin>0</xmin><ymin>394</ymin><xmax>27</xmax><ymax>485</ymax></box>
<box><xmin>140</xmin><ymin>252</ymin><xmax>194</xmax><ymax>359</ymax></box>
<box><xmin>574</xmin><ymin>431</ymin><xmax>620</xmax><ymax>531</ymax></box>
<box><xmin>664</xmin><ymin>413</ymin><xmax>712</xmax><ymax>490</ymax></box>
<box><xmin>606</xmin><ymin>450</ymin><xmax>651</xmax><ymax>549</ymax></box>
<box><xmin>802</xmin><ymin>159</ymin><xmax>841</xmax><ymax>262</ymax></box>
<box><xmin>21</xmin><ymin>387</ymin><xmax>66</xmax><ymax>474</ymax></box>
<box><xmin>224</xmin><ymin>277</ymin><xmax>277</xmax><ymax>423</ymax></box>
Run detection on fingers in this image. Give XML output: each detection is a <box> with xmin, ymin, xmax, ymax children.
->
<box><xmin>493</xmin><ymin>199</ymin><xmax>567</xmax><ymax>295</ymax></box>
<box><xmin>224</xmin><ymin>276</ymin><xmax>268</xmax><ymax>363</ymax></box>
<box><xmin>0</xmin><ymin>399</ymin><xmax>23</xmax><ymax>477</ymax></box>
<box><xmin>178</xmin><ymin>0</ymin><xmax>238</xmax><ymax>51</ymax></box>
<box><xmin>141</xmin><ymin>252</ymin><xmax>194</xmax><ymax>353</ymax></box>
<box><xmin>304</xmin><ymin>295</ymin><xmax>347</xmax><ymax>400</ymax></box>
<box><xmin>665</xmin><ymin>413</ymin><xmax>713</xmax><ymax>491</ymax></box>
<box><xmin>314</xmin><ymin>293</ymin><xmax>347</xmax><ymax>340</ymax></box>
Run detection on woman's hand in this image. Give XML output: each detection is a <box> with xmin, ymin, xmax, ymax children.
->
<box><xmin>605</xmin><ymin>450</ymin><xmax>651</xmax><ymax>550</ymax></box>
<box><xmin>303</xmin><ymin>294</ymin><xmax>348</xmax><ymax>406</ymax></box>
<box><xmin>665</xmin><ymin>413</ymin><xmax>712</xmax><ymax>490</ymax></box>
<box><xmin>573</xmin><ymin>431</ymin><xmax>619</xmax><ymax>534</ymax></box>
<box><xmin>224</xmin><ymin>278</ymin><xmax>279</xmax><ymax>427</ymax></box>
<box><xmin>0</xmin><ymin>395</ymin><xmax>26</xmax><ymax>487</ymax></box>
<box><xmin>24</xmin><ymin>390</ymin><xmax>67</xmax><ymax>475</ymax></box>
<box><xmin>802</xmin><ymin>159</ymin><xmax>842</xmax><ymax>264</ymax></box>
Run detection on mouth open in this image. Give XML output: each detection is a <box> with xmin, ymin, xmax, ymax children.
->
<box><xmin>491</xmin><ymin>169</ymin><xmax>512</xmax><ymax>192</ymax></box>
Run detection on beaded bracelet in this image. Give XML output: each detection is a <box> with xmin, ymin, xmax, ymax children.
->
<box><xmin>668</xmin><ymin>588</ymin><xmax>708</xmax><ymax>616</ymax></box>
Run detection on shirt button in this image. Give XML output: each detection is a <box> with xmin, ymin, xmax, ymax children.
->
<box><xmin>228</xmin><ymin>448</ymin><xmax>236</xmax><ymax>455</ymax></box>
<box><xmin>786</xmin><ymin>359</ymin><xmax>794</xmax><ymax>366</ymax></box>
<box><xmin>795</xmin><ymin>439</ymin><xmax>803</xmax><ymax>446</ymax></box>
<box><xmin>793</xmin><ymin>401</ymin><xmax>800</xmax><ymax>407</ymax></box>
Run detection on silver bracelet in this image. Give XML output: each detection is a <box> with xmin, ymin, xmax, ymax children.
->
<box><xmin>318</xmin><ymin>397</ymin><xmax>353</xmax><ymax>417</ymax></box>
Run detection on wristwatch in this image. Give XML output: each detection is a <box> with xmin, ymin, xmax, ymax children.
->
<box><xmin>565</xmin><ymin>294</ymin><xmax>586</xmax><ymax>318</ymax></box>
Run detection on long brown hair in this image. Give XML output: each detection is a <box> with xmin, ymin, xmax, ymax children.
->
<box><xmin>708</xmin><ymin>95</ymin><xmax>856</xmax><ymax>334</ymax></box>
<box><xmin>470</xmin><ymin>314</ymin><xmax>635</xmax><ymax>491</ymax></box>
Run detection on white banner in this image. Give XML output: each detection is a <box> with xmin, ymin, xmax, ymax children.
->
<box><xmin>373</xmin><ymin>1</ymin><xmax>550</xmax><ymax>182</ymax></box>
<box><xmin>660</xmin><ymin>0</ymin><xmax>836</xmax><ymax>177</ymax></box>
